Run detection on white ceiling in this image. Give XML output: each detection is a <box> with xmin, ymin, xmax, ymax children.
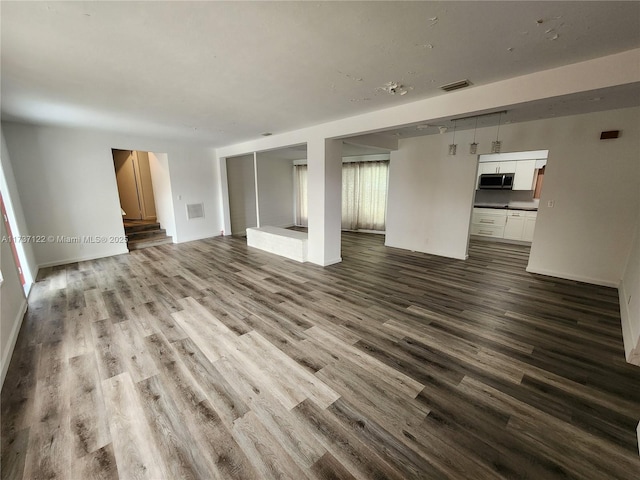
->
<box><xmin>2</xmin><ymin>1</ymin><xmax>639</xmax><ymax>147</ymax></box>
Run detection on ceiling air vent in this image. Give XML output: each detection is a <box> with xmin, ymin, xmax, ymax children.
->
<box><xmin>440</xmin><ymin>79</ymin><xmax>472</xmax><ymax>92</ymax></box>
<box><xmin>186</xmin><ymin>203</ymin><xmax>205</xmax><ymax>220</ymax></box>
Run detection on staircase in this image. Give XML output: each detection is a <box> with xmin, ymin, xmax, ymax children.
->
<box><xmin>124</xmin><ymin>220</ymin><xmax>172</xmax><ymax>250</ymax></box>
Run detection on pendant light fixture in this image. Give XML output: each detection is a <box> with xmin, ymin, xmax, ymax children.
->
<box><xmin>469</xmin><ymin>117</ymin><xmax>479</xmax><ymax>154</ymax></box>
<box><xmin>491</xmin><ymin>112</ymin><xmax>503</xmax><ymax>153</ymax></box>
<box><xmin>448</xmin><ymin>120</ymin><xmax>457</xmax><ymax>155</ymax></box>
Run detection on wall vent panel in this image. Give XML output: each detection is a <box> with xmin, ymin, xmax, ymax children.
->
<box><xmin>440</xmin><ymin>79</ymin><xmax>471</xmax><ymax>92</ymax></box>
<box><xmin>186</xmin><ymin>203</ymin><xmax>204</xmax><ymax>220</ymax></box>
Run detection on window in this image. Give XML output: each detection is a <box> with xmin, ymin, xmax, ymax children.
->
<box><xmin>294</xmin><ymin>160</ymin><xmax>389</xmax><ymax>231</ymax></box>
<box><xmin>294</xmin><ymin>164</ymin><xmax>308</xmax><ymax>227</ymax></box>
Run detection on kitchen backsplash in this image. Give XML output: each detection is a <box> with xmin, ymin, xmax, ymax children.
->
<box><xmin>474</xmin><ymin>189</ymin><xmax>538</xmax><ymax>206</ymax></box>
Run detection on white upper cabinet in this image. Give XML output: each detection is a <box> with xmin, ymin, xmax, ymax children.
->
<box><xmin>513</xmin><ymin>159</ymin><xmax>537</xmax><ymax>190</ymax></box>
<box><xmin>478</xmin><ymin>150</ymin><xmax>547</xmax><ymax>191</ymax></box>
<box><xmin>478</xmin><ymin>161</ymin><xmax>517</xmax><ymax>175</ymax></box>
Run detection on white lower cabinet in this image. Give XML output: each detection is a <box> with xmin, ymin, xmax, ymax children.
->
<box><xmin>472</xmin><ymin>208</ymin><xmax>537</xmax><ymax>242</ymax></box>
<box><xmin>471</xmin><ymin>208</ymin><xmax>506</xmax><ymax>238</ymax></box>
<box><xmin>470</xmin><ymin>224</ymin><xmax>505</xmax><ymax>237</ymax></box>
<box><xmin>503</xmin><ymin>210</ymin><xmax>526</xmax><ymax>240</ymax></box>
<box><xmin>522</xmin><ymin>212</ymin><xmax>537</xmax><ymax>242</ymax></box>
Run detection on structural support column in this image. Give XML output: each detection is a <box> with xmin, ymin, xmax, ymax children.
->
<box><xmin>307</xmin><ymin>137</ymin><xmax>342</xmax><ymax>266</ymax></box>
<box><xmin>253</xmin><ymin>152</ymin><xmax>261</xmax><ymax>227</ymax></box>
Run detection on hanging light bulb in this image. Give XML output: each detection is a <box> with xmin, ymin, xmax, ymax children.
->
<box><xmin>470</xmin><ymin>117</ymin><xmax>479</xmax><ymax>154</ymax></box>
<box><xmin>492</xmin><ymin>112</ymin><xmax>503</xmax><ymax>153</ymax></box>
<box><xmin>448</xmin><ymin>120</ymin><xmax>457</xmax><ymax>155</ymax></box>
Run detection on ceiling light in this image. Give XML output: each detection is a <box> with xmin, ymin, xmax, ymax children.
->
<box><xmin>470</xmin><ymin>117</ymin><xmax>479</xmax><ymax>155</ymax></box>
<box><xmin>491</xmin><ymin>112</ymin><xmax>503</xmax><ymax>153</ymax></box>
<box><xmin>449</xmin><ymin>120</ymin><xmax>458</xmax><ymax>155</ymax></box>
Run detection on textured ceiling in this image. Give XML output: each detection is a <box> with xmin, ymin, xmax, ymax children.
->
<box><xmin>2</xmin><ymin>1</ymin><xmax>639</xmax><ymax>147</ymax></box>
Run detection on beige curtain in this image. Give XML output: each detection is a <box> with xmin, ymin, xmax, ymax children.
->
<box><xmin>294</xmin><ymin>165</ymin><xmax>308</xmax><ymax>226</ymax></box>
<box><xmin>342</xmin><ymin>161</ymin><xmax>388</xmax><ymax>231</ymax></box>
<box><xmin>341</xmin><ymin>163</ymin><xmax>360</xmax><ymax>230</ymax></box>
<box><xmin>294</xmin><ymin>160</ymin><xmax>389</xmax><ymax>231</ymax></box>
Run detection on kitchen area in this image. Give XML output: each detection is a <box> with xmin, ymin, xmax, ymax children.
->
<box><xmin>471</xmin><ymin>150</ymin><xmax>547</xmax><ymax>243</ymax></box>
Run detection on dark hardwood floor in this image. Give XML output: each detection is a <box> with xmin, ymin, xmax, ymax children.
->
<box><xmin>2</xmin><ymin>232</ymin><xmax>639</xmax><ymax>479</ymax></box>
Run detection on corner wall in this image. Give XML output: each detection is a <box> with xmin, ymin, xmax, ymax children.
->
<box><xmin>386</xmin><ymin>134</ymin><xmax>477</xmax><ymax>259</ymax></box>
<box><xmin>2</xmin><ymin>122</ymin><xmax>222</xmax><ymax>267</ymax></box>
<box><xmin>526</xmin><ymin>107</ymin><xmax>640</xmax><ymax>287</ymax></box>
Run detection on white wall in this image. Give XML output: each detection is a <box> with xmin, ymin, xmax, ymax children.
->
<box><xmin>167</xmin><ymin>147</ymin><xmax>221</xmax><ymax>243</ymax></box>
<box><xmin>226</xmin><ymin>155</ymin><xmax>257</xmax><ymax>235</ymax></box>
<box><xmin>386</xmin><ymin>134</ymin><xmax>477</xmax><ymax>259</ymax></box>
<box><xmin>3</xmin><ymin>123</ymin><xmax>128</xmax><ymax>266</ymax></box>
<box><xmin>256</xmin><ymin>154</ymin><xmax>295</xmax><ymax>228</ymax></box>
<box><xmin>527</xmin><ymin>107</ymin><xmax>640</xmax><ymax>287</ymax></box>
<box><xmin>1</xmin><ymin>220</ymin><xmax>27</xmax><ymax>387</ymax></box>
<box><xmin>620</xmin><ymin>215</ymin><xmax>640</xmax><ymax>362</ymax></box>
<box><xmin>385</xmin><ymin>106</ymin><xmax>640</xmax><ymax>288</ymax></box>
<box><xmin>2</xmin><ymin>122</ymin><xmax>221</xmax><ymax>266</ymax></box>
<box><xmin>0</xmin><ymin>128</ymin><xmax>37</xmax><ymax>287</ymax></box>
<box><xmin>148</xmin><ymin>152</ymin><xmax>176</xmax><ymax>239</ymax></box>
<box><xmin>387</xmin><ymin>107</ymin><xmax>640</xmax><ymax>365</ymax></box>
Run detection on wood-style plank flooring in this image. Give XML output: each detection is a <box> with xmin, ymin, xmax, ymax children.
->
<box><xmin>2</xmin><ymin>232</ymin><xmax>640</xmax><ymax>479</ymax></box>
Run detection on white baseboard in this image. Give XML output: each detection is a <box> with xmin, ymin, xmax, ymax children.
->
<box><xmin>309</xmin><ymin>257</ymin><xmax>342</xmax><ymax>267</ymax></box>
<box><xmin>384</xmin><ymin>238</ymin><xmax>468</xmax><ymax>260</ymax></box>
<box><xmin>175</xmin><ymin>232</ymin><xmax>221</xmax><ymax>244</ymax></box>
<box><xmin>525</xmin><ymin>266</ymin><xmax>620</xmax><ymax>288</ymax></box>
<box><xmin>37</xmin><ymin>247</ymin><xmax>129</xmax><ymax>268</ymax></box>
<box><xmin>1</xmin><ymin>298</ymin><xmax>28</xmax><ymax>388</ymax></box>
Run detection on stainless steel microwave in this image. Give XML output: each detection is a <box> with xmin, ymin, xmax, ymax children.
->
<box><xmin>478</xmin><ymin>173</ymin><xmax>514</xmax><ymax>190</ymax></box>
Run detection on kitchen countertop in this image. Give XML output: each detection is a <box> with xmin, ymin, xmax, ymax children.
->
<box><xmin>474</xmin><ymin>203</ymin><xmax>538</xmax><ymax>211</ymax></box>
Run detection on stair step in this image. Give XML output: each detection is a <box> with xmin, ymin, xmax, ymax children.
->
<box><xmin>127</xmin><ymin>235</ymin><xmax>173</xmax><ymax>250</ymax></box>
<box><xmin>123</xmin><ymin>219</ymin><xmax>171</xmax><ymax>250</ymax></box>
<box><xmin>124</xmin><ymin>222</ymin><xmax>161</xmax><ymax>234</ymax></box>
<box><xmin>126</xmin><ymin>228</ymin><xmax>166</xmax><ymax>241</ymax></box>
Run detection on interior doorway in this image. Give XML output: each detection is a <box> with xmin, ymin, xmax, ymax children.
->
<box><xmin>112</xmin><ymin>149</ymin><xmax>171</xmax><ymax>250</ymax></box>
<box><xmin>470</xmin><ymin>149</ymin><xmax>548</xmax><ymax>257</ymax></box>
<box><xmin>112</xmin><ymin>149</ymin><xmax>157</xmax><ymax>221</ymax></box>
